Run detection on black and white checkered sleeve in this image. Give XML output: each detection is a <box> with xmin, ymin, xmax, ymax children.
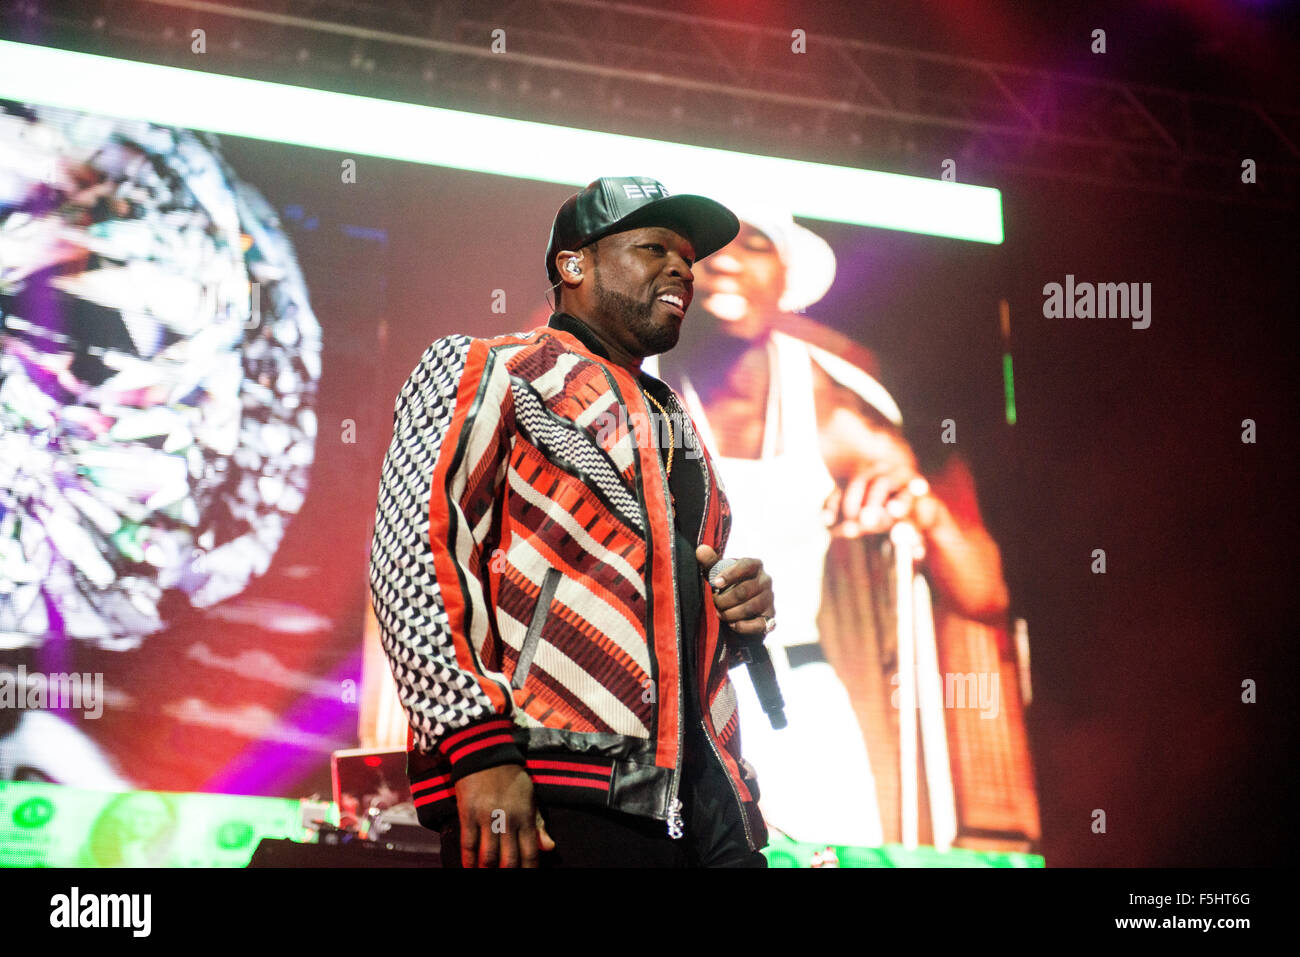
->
<box><xmin>368</xmin><ymin>336</ymin><xmax>523</xmax><ymax>774</ymax></box>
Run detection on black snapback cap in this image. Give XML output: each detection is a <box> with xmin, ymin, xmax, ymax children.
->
<box><xmin>545</xmin><ymin>176</ymin><xmax>740</xmax><ymax>284</ymax></box>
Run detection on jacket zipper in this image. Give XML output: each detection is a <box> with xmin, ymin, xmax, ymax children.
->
<box><xmin>598</xmin><ymin>364</ymin><xmax>687</xmax><ymax>840</ymax></box>
<box><xmin>643</xmin><ymin>381</ymin><xmax>687</xmax><ymax>841</ymax></box>
<box><xmin>661</xmin><ymin>386</ymin><xmax>757</xmax><ymax>852</ymax></box>
<box><xmin>700</xmin><ymin>716</ymin><xmax>756</xmax><ymax>850</ymax></box>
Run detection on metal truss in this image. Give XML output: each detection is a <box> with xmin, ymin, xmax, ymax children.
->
<box><xmin>4</xmin><ymin>0</ymin><xmax>1295</xmax><ymax>207</ymax></box>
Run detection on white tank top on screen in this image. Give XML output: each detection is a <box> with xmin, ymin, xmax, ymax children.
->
<box><xmin>652</xmin><ymin>331</ymin><xmax>885</xmax><ymax>846</ymax></box>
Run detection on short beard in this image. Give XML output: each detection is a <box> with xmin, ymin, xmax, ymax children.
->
<box><xmin>594</xmin><ymin>270</ymin><xmax>679</xmax><ymax>355</ymax></box>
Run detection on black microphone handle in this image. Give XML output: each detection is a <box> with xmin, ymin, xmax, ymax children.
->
<box><xmin>742</xmin><ymin>641</ymin><xmax>788</xmax><ymax>730</ymax></box>
<box><xmin>707</xmin><ymin>557</ymin><xmax>787</xmax><ymax>730</ymax></box>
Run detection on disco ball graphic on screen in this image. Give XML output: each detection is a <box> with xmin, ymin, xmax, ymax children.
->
<box><xmin>0</xmin><ymin>103</ymin><xmax>322</xmax><ymax>649</ymax></box>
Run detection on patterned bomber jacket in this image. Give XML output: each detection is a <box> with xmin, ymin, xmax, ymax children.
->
<box><xmin>368</xmin><ymin>314</ymin><xmax>768</xmax><ymax>852</ymax></box>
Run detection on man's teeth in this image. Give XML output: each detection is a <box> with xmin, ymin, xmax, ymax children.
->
<box><xmin>658</xmin><ymin>294</ymin><xmax>684</xmax><ymax>308</ymax></box>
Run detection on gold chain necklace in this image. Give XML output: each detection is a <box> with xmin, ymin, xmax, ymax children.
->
<box><xmin>641</xmin><ymin>388</ymin><xmax>674</xmax><ymax>479</ymax></box>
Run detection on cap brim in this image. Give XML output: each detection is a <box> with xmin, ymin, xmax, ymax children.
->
<box><xmin>592</xmin><ymin>194</ymin><xmax>740</xmax><ymax>263</ymax></box>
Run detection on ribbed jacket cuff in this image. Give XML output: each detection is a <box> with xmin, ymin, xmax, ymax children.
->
<box><xmin>437</xmin><ymin>716</ymin><xmax>525</xmax><ymax>782</ymax></box>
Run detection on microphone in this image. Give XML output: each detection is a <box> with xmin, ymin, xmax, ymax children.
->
<box><xmin>708</xmin><ymin>557</ymin><xmax>787</xmax><ymax>730</ymax></box>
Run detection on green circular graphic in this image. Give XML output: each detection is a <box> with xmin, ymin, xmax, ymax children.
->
<box><xmin>216</xmin><ymin>819</ymin><xmax>255</xmax><ymax>850</ymax></box>
<box><xmin>12</xmin><ymin>797</ymin><xmax>54</xmax><ymax>829</ymax></box>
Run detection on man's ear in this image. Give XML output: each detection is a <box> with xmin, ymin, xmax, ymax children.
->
<box><xmin>556</xmin><ymin>249</ymin><xmax>585</xmax><ymax>286</ymax></box>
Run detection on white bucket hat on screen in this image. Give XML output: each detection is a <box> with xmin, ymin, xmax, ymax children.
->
<box><xmin>710</xmin><ymin>200</ymin><xmax>839</xmax><ymax>313</ymax></box>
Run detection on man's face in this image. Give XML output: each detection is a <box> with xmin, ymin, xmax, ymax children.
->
<box><xmin>694</xmin><ymin>222</ymin><xmax>786</xmax><ymax>324</ymax></box>
<box><xmin>587</xmin><ymin>225</ymin><xmax>696</xmax><ymax>357</ymax></box>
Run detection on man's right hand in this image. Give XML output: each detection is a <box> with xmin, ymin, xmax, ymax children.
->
<box><xmin>454</xmin><ymin>764</ymin><xmax>556</xmax><ymax>867</ymax></box>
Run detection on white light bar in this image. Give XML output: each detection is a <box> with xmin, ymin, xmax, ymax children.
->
<box><xmin>0</xmin><ymin>39</ymin><xmax>1002</xmax><ymax>243</ymax></box>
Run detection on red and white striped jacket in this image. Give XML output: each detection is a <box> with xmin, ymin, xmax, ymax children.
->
<box><xmin>368</xmin><ymin>314</ymin><xmax>767</xmax><ymax>851</ymax></box>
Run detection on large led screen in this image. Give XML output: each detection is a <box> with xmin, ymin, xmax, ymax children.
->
<box><xmin>0</xmin><ymin>42</ymin><xmax>1035</xmax><ymax>854</ymax></box>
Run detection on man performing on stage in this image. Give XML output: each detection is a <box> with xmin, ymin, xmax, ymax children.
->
<box><xmin>368</xmin><ymin>176</ymin><xmax>778</xmax><ymax>867</ymax></box>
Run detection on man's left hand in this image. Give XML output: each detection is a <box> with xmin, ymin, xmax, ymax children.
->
<box><xmin>696</xmin><ymin>544</ymin><xmax>775</xmax><ymax>637</ymax></box>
